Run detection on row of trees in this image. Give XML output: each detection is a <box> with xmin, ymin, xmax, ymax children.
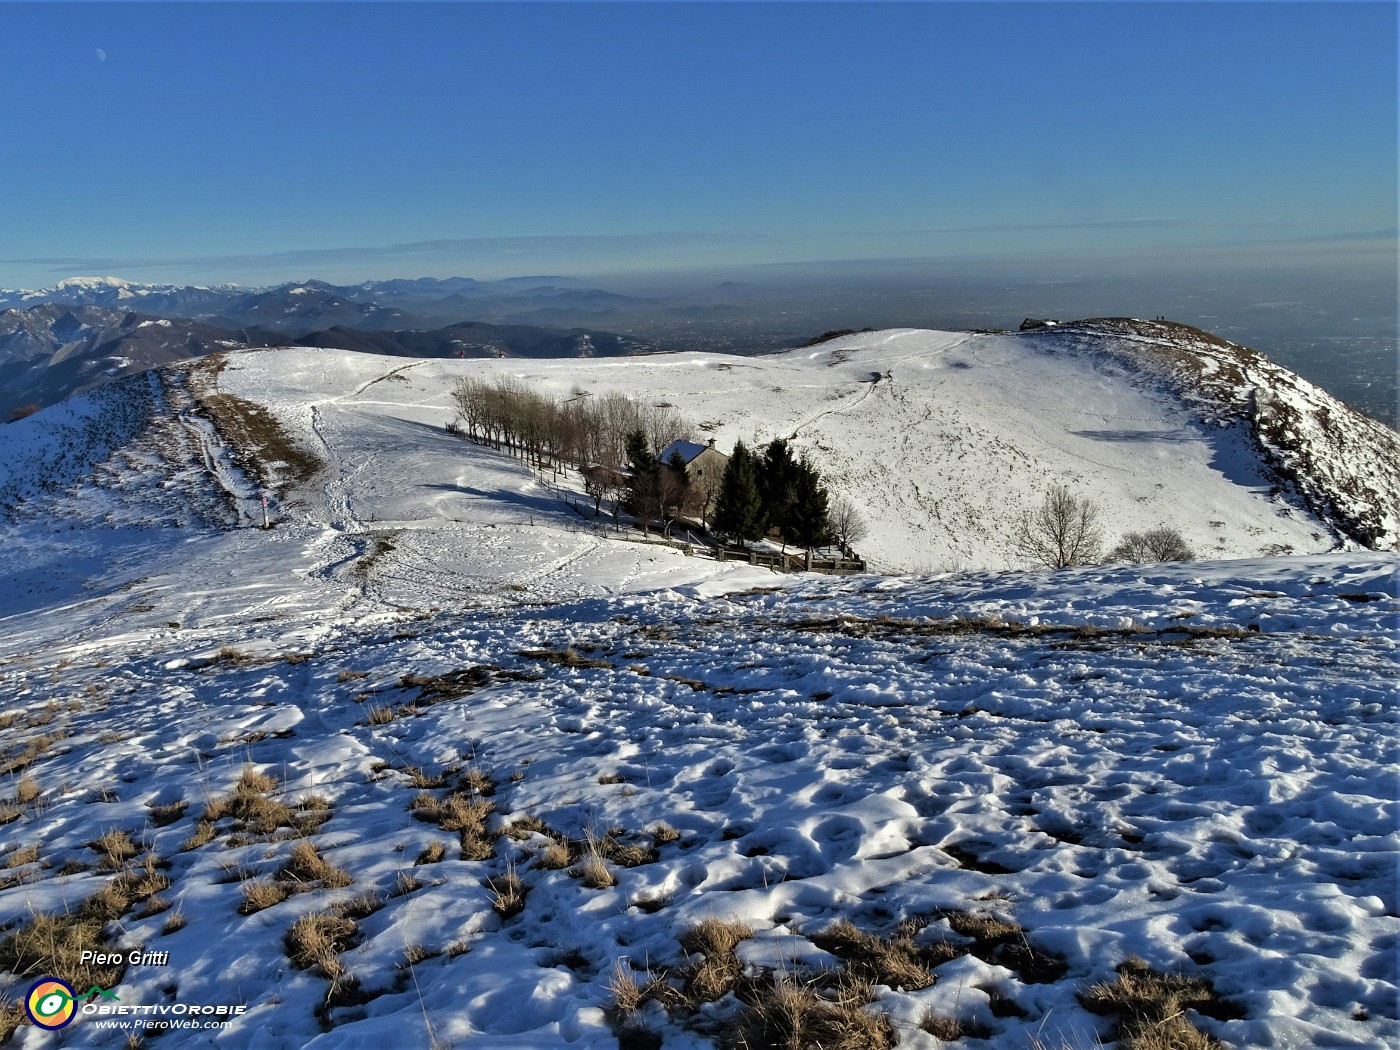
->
<box><xmin>1012</xmin><ymin>484</ymin><xmax>1196</xmax><ymax>569</ymax></box>
<box><xmin>449</xmin><ymin>376</ymin><xmax>687</xmax><ymax>480</ymax></box>
<box><xmin>448</xmin><ymin>375</ymin><xmax>868</xmax><ymax>553</ymax></box>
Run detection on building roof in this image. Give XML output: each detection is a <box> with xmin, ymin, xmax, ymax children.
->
<box><xmin>658</xmin><ymin>439</ymin><xmax>714</xmax><ymax>464</ymax></box>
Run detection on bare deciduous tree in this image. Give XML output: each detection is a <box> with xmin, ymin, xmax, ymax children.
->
<box><xmin>1109</xmin><ymin>527</ymin><xmax>1195</xmax><ymax>563</ymax></box>
<box><xmin>1012</xmin><ymin>484</ymin><xmax>1104</xmax><ymax>569</ymax></box>
<box><xmin>828</xmin><ymin>496</ymin><xmax>869</xmax><ymax>554</ymax></box>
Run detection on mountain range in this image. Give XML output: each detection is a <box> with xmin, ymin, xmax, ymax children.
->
<box><xmin>0</xmin><ymin>278</ymin><xmax>660</xmax><ymax>421</ymax></box>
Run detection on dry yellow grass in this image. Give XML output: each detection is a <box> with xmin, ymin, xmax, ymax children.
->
<box><xmin>285</xmin><ymin>912</ymin><xmax>358</xmax><ymax>980</ymax></box>
<box><xmin>147</xmin><ymin>800</ymin><xmax>188</xmax><ymax>827</ymax></box>
<box><xmin>1080</xmin><ymin>957</ymin><xmax>1230</xmax><ymax>1050</ymax></box>
<box><xmin>414</xmin><ymin>840</ymin><xmax>447</xmax><ymax>865</ymax></box>
<box><xmin>238</xmin><ymin>880</ymin><xmax>291</xmax><ymax>914</ymax></box>
<box><xmin>727</xmin><ymin>973</ymin><xmax>893</xmax><ymax>1050</ymax></box>
<box><xmin>278</xmin><ymin>841</ymin><xmax>353</xmax><ymax>888</ymax></box>
<box><xmin>90</xmin><ymin>828</ymin><xmax>141</xmax><ymax>871</ymax></box>
<box><xmin>0</xmin><ymin>855</ymin><xmax>170</xmax><ymax>991</ymax></box>
<box><xmin>809</xmin><ymin>919</ymin><xmax>934</xmax><ymax>991</ymax></box>
<box><xmin>485</xmin><ymin>869</ymin><xmax>527</xmax><ymax>918</ymax></box>
<box><xmin>681</xmin><ymin>917</ymin><xmax>755</xmax><ymax>1004</ymax></box>
<box><xmin>3</xmin><ymin>844</ymin><xmax>39</xmax><ymax>868</ymax></box>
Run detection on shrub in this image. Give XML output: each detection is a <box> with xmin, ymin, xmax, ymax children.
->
<box><xmin>1110</xmin><ymin>526</ymin><xmax>1196</xmax><ymax>563</ymax></box>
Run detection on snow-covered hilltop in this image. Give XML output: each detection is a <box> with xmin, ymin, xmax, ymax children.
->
<box><xmin>0</xmin><ymin>324</ymin><xmax>1395</xmax><ymax>1049</ymax></box>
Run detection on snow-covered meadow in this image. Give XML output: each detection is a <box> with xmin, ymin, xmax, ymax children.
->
<box><xmin>0</xmin><ymin>332</ymin><xmax>1396</xmax><ymax>1048</ymax></box>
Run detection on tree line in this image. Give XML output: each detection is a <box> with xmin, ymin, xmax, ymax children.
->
<box><xmin>449</xmin><ymin>376</ymin><xmax>683</xmax><ymax>472</ymax></box>
<box><xmin>448</xmin><ymin>376</ymin><xmax>866</xmax><ymax>554</ymax></box>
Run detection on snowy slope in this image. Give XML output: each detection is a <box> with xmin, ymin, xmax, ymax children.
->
<box><xmin>207</xmin><ymin>326</ymin><xmax>1394</xmax><ymax>574</ymax></box>
<box><xmin>0</xmin><ymin>330</ymin><xmax>1396</xmax><ymax>1049</ymax></box>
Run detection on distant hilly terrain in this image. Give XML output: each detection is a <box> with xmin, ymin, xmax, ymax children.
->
<box><xmin>0</xmin><ymin>282</ymin><xmax>659</xmax><ymax>421</ymax></box>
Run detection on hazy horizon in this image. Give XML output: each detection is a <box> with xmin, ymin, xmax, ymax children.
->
<box><xmin>4</xmin><ymin>2</ymin><xmax>1394</xmax><ymax>287</ymax></box>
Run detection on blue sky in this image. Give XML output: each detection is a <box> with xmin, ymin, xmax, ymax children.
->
<box><xmin>1</xmin><ymin>1</ymin><xmax>1394</xmax><ymax>287</ymax></box>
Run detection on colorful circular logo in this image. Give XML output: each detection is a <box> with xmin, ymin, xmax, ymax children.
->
<box><xmin>25</xmin><ymin>977</ymin><xmax>77</xmax><ymax>1030</ymax></box>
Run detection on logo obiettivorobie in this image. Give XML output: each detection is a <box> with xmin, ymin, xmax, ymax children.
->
<box><xmin>25</xmin><ymin>977</ymin><xmax>77</xmax><ymax>1030</ymax></box>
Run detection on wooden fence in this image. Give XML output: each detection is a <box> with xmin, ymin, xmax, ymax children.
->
<box><xmin>716</xmin><ymin>547</ymin><xmax>866</xmax><ymax>574</ymax></box>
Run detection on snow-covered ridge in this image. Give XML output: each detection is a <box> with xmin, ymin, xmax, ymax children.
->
<box><xmin>1031</xmin><ymin>318</ymin><xmax>1400</xmax><ymax>549</ymax></box>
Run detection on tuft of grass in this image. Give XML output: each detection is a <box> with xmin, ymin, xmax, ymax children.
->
<box><xmin>337</xmin><ymin>893</ymin><xmax>385</xmax><ymax>921</ymax></box>
<box><xmin>681</xmin><ymin>917</ymin><xmax>754</xmax><ymax>1004</ymax></box>
<box><xmin>537</xmin><ymin>840</ymin><xmax>573</xmax><ymax>870</ymax></box>
<box><xmin>486</xmin><ymin>868</ymin><xmax>527</xmax><ymax>919</ymax></box>
<box><xmin>147</xmin><ymin>800</ymin><xmax>188</xmax><ymax>827</ymax></box>
<box><xmin>238</xmin><ymin>879</ymin><xmax>290</xmax><ymax>915</ymax></box>
<box><xmin>285</xmin><ymin>912</ymin><xmax>357</xmax><ymax>980</ymax></box>
<box><xmin>919</xmin><ymin>1009</ymin><xmax>992</xmax><ymax>1041</ymax></box>
<box><xmin>137</xmin><ymin>895</ymin><xmax>173</xmax><ymax>919</ymax></box>
<box><xmin>179</xmin><ymin>820</ymin><xmax>217</xmax><ymax>852</ymax></box>
<box><xmin>461</xmin><ymin>768</ymin><xmax>496</xmax><ymax>797</ymax></box>
<box><xmin>4</xmin><ymin>844</ymin><xmax>39</xmax><ymax>868</ymax></box>
<box><xmin>651</xmin><ymin>822</ymin><xmax>680</xmax><ymax>845</ymax></box>
<box><xmin>506</xmin><ymin>814</ymin><xmax>555</xmax><ymax>841</ymax></box>
<box><xmin>810</xmin><ymin>919</ymin><xmax>934</xmax><ymax>991</ymax></box>
<box><xmin>574</xmin><ymin>834</ymin><xmax>616</xmax><ymax>889</ymax></box>
<box><xmin>14</xmin><ymin>776</ymin><xmax>40</xmax><ymax>805</ymax></box>
<box><xmin>364</xmin><ymin>703</ymin><xmax>396</xmax><ymax>726</ymax></box>
<box><xmin>1080</xmin><ymin>957</ymin><xmax>1233</xmax><ymax>1050</ymax></box>
<box><xmin>410</xmin><ymin>790</ymin><xmax>496</xmax><ymax>860</ymax></box>
<box><xmin>278</xmin><ymin>840</ymin><xmax>353</xmax><ymax>888</ymax></box>
<box><xmin>598</xmin><ymin>772</ymin><xmax>626</xmax><ymax>785</ymax></box>
<box><xmin>201</xmin><ymin>765</ymin><xmax>299</xmax><ymax>837</ymax></box>
<box><xmin>162</xmin><ymin>906</ymin><xmax>187</xmax><ymax>935</ymax></box>
<box><xmin>609</xmin><ymin>958</ymin><xmax>645</xmax><ymax>1015</ymax></box>
<box><xmin>943</xmin><ymin>911</ymin><xmax>1022</xmax><ymax>942</ymax></box>
<box><xmin>90</xmin><ymin>828</ymin><xmax>141</xmax><ymax>871</ymax></box>
<box><xmin>414</xmin><ymin>841</ymin><xmax>447</xmax><ymax>866</ymax></box>
<box><xmin>726</xmin><ymin>973</ymin><xmax>893</xmax><ymax>1050</ymax></box>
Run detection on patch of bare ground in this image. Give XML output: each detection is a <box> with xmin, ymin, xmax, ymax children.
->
<box><xmin>516</xmin><ymin>646</ymin><xmax>612</xmax><ymax>669</ymax></box>
<box><xmin>779</xmin><ymin>614</ymin><xmax>1250</xmax><ymax>647</ymax></box>
<box><xmin>938</xmin><ymin>910</ymin><xmax>1068</xmax><ymax>984</ymax></box>
<box><xmin>187</xmin><ymin>353</ymin><xmax>323</xmax><ymax>495</ymax></box>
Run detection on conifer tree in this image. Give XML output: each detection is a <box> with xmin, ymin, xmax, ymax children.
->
<box><xmin>624</xmin><ymin>429</ymin><xmax>661</xmax><ymax>534</ymax></box>
<box><xmin>712</xmin><ymin>441</ymin><xmax>764</xmax><ymax>544</ymax></box>
<box><xmin>784</xmin><ymin>458</ymin><xmax>830</xmax><ymax>553</ymax></box>
<box><xmin>756</xmin><ymin>438</ymin><xmax>798</xmax><ymax>541</ymax></box>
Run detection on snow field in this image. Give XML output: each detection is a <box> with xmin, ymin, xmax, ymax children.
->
<box><xmin>0</xmin><ymin>333</ymin><xmax>1396</xmax><ymax>1048</ymax></box>
<box><xmin>0</xmin><ymin>554</ymin><xmax>1395</xmax><ymax>1048</ymax></box>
